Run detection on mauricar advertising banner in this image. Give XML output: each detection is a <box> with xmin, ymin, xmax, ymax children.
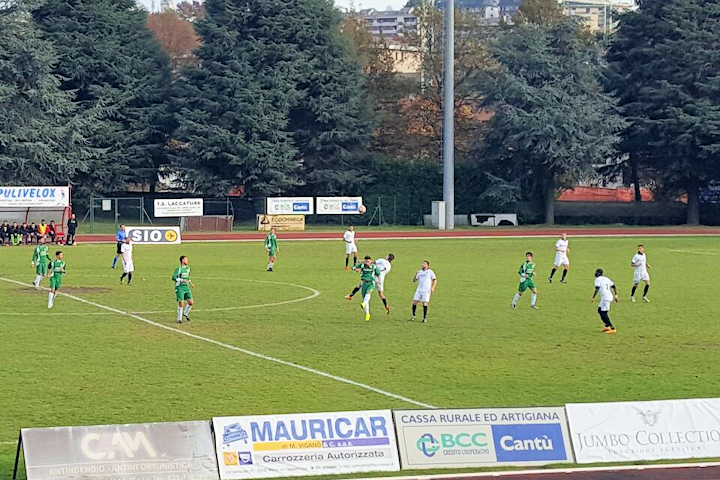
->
<box><xmin>213</xmin><ymin>410</ymin><xmax>400</xmax><ymax>479</ymax></box>
<box><xmin>393</xmin><ymin>407</ymin><xmax>573</xmax><ymax>469</ymax></box>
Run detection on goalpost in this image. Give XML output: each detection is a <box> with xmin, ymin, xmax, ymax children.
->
<box><xmin>0</xmin><ymin>186</ymin><xmax>72</xmax><ymax>243</ymax></box>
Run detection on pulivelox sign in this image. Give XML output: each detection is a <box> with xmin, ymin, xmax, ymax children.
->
<box><xmin>0</xmin><ymin>186</ymin><xmax>70</xmax><ymax>208</ymax></box>
<box><xmin>567</xmin><ymin>398</ymin><xmax>720</xmax><ymax>463</ymax></box>
<box><xmin>21</xmin><ymin>421</ymin><xmax>219</xmax><ymax>480</ymax></box>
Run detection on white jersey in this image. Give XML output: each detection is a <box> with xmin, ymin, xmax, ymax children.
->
<box><xmin>631</xmin><ymin>252</ymin><xmax>649</xmax><ymax>283</ymax></box>
<box><xmin>553</xmin><ymin>239</ymin><xmax>569</xmax><ymax>266</ymax></box>
<box><xmin>555</xmin><ymin>239</ymin><xmax>569</xmax><ymax>254</ymax></box>
<box><xmin>415</xmin><ymin>269</ymin><xmax>436</xmax><ymax>293</ymax></box>
<box><xmin>594</xmin><ymin>276</ymin><xmax>615</xmax><ymax>302</ymax></box>
<box><xmin>343</xmin><ymin>230</ymin><xmax>356</xmax><ymax>244</ymax></box>
<box><xmin>121</xmin><ymin>243</ymin><xmax>133</xmax><ymax>263</ymax></box>
<box><xmin>375</xmin><ymin>258</ymin><xmax>392</xmax><ymax>275</ymax></box>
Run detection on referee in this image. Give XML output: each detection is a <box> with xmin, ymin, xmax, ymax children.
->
<box><xmin>111</xmin><ymin>225</ymin><xmax>127</xmax><ymax>269</ymax></box>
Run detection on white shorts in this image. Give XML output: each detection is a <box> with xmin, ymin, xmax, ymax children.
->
<box><xmin>123</xmin><ymin>261</ymin><xmax>135</xmax><ymax>273</ymax></box>
<box><xmin>345</xmin><ymin>242</ymin><xmax>358</xmax><ymax>255</ymax></box>
<box><xmin>633</xmin><ymin>271</ymin><xmax>650</xmax><ymax>284</ymax></box>
<box><xmin>554</xmin><ymin>253</ymin><xmax>569</xmax><ymax>267</ymax></box>
<box><xmin>598</xmin><ymin>300</ymin><xmax>611</xmax><ymax>312</ymax></box>
<box><xmin>374</xmin><ymin>273</ymin><xmax>386</xmax><ymax>293</ymax></box>
<box><xmin>413</xmin><ymin>291</ymin><xmax>431</xmax><ymax>303</ymax></box>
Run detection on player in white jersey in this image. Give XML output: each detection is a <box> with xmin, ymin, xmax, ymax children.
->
<box><xmin>548</xmin><ymin>233</ymin><xmax>570</xmax><ymax>283</ymax></box>
<box><xmin>410</xmin><ymin>260</ymin><xmax>437</xmax><ymax>323</ymax></box>
<box><xmin>345</xmin><ymin>254</ymin><xmax>394</xmax><ymax>314</ymax></box>
<box><xmin>119</xmin><ymin>237</ymin><xmax>134</xmax><ymax>285</ymax></box>
<box><xmin>591</xmin><ymin>268</ymin><xmax>619</xmax><ymax>334</ymax></box>
<box><xmin>630</xmin><ymin>244</ymin><xmax>651</xmax><ymax>303</ymax></box>
<box><xmin>343</xmin><ymin>226</ymin><xmax>358</xmax><ymax>270</ymax></box>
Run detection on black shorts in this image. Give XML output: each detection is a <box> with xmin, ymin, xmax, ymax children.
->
<box><xmin>116</xmin><ymin>241</ymin><xmax>123</xmax><ymax>254</ymax></box>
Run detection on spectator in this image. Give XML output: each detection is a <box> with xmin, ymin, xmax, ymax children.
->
<box><xmin>48</xmin><ymin>220</ymin><xmax>57</xmax><ymax>244</ymax></box>
<box><xmin>0</xmin><ymin>221</ymin><xmax>9</xmax><ymax>246</ymax></box>
<box><xmin>66</xmin><ymin>214</ymin><xmax>78</xmax><ymax>246</ymax></box>
<box><xmin>10</xmin><ymin>222</ymin><xmax>22</xmax><ymax>246</ymax></box>
<box><xmin>28</xmin><ymin>222</ymin><xmax>38</xmax><ymax>244</ymax></box>
<box><xmin>38</xmin><ymin>219</ymin><xmax>48</xmax><ymax>241</ymax></box>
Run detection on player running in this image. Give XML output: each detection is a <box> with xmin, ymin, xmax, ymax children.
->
<box><xmin>111</xmin><ymin>225</ymin><xmax>127</xmax><ymax>269</ymax></box>
<box><xmin>345</xmin><ymin>253</ymin><xmax>394</xmax><ymax>314</ymax></box>
<box><xmin>591</xmin><ymin>268</ymin><xmax>619</xmax><ymax>334</ymax></box>
<box><xmin>343</xmin><ymin>226</ymin><xmax>358</xmax><ymax>270</ymax></box>
<box><xmin>265</xmin><ymin>227</ymin><xmax>278</xmax><ymax>272</ymax></box>
<box><xmin>410</xmin><ymin>260</ymin><xmax>437</xmax><ymax>323</ymax></box>
<box><xmin>47</xmin><ymin>251</ymin><xmax>66</xmax><ymax>309</ymax></box>
<box><xmin>630</xmin><ymin>244</ymin><xmax>651</xmax><ymax>303</ymax></box>
<box><xmin>512</xmin><ymin>252</ymin><xmax>539</xmax><ymax>310</ymax></box>
<box><xmin>120</xmin><ymin>238</ymin><xmax>134</xmax><ymax>285</ymax></box>
<box><xmin>548</xmin><ymin>233</ymin><xmax>570</xmax><ymax>283</ymax></box>
<box><xmin>31</xmin><ymin>237</ymin><xmax>52</xmax><ymax>288</ymax></box>
<box><xmin>352</xmin><ymin>255</ymin><xmax>381</xmax><ymax>322</ymax></box>
<box><xmin>172</xmin><ymin>255</ymin><xmax>195</xmax><ymax>323</ymax></box>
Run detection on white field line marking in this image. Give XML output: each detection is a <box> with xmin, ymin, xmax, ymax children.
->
<box><xmin>669</xmin><ymin>249</ymin><xmax>720</xmax><ymax>256</ymax></box>
<box><xmin>0</xmin><ymin>277</ymin><xmax>436</xmax><ymax>409</ymax></box>
<box><xmin>346</xmin><ymin>461</ymin><xmax>720</xmax><ymax>480</ymax></box>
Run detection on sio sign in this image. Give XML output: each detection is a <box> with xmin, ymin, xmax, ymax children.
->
<box><xmin>20</xmin><ymin>421</ymin><xmax>219</xmax><ymax>480</ymax></box>
<box><xmin>0</xmin><ymin>186</ymin><xmax>70</xmax><ymax>208</ymax></box>
<box><xmin>316</xmin><ymin>197</ymin><xmax>363</xmax><ymax>215</ymax></box>
<box><xmin>394</xmin><ymin>407</ymin><xmax>573</xmax><ymax>469</ymax></box>
<box><xmin>126</xmin><ymin>226</ymin><xmax>181</xmax><ymax>244</ymax></box>
<box><xmin>154</xmin><ymin>198</ymin><xmax>203</xmax><ymax>217</ymax></box>
<box><xmin>213</xmin><ymin>410</ymin><xmax>400</xmax><ymax>479</ymax></box>
<box><xmin>266</xmin><ymin>197</ymin><xmax>314</xmax><ymax>215</ymax></box>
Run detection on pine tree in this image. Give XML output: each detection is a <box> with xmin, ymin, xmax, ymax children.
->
<box><xmin>476</xmin><ymin>20</ymin><xmax>626</xmax><ymax>224</ymax></box>
<box><xmin>607</xmin><ymin>0</ymin><xmax>720</xmax><ymax>224</ymax></box>
<box><xmin>33</xmin><ymin>0</ymin><xmax>173</xmax><ymax>194</ymax></box>
<box><xmin>0</xmin><ymin>0</ymin><xmax>99</xmax><ymax>185</ymax></box>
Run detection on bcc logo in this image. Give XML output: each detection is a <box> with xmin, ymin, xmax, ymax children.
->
<box><xmin>416</xmin><ymin>434</ymin><xmax>440</xmax><ymax>457</ymax></box>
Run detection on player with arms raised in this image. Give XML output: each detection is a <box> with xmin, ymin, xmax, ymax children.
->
<box><xmin>172</xmin><ymin>255</ymin><xmax>195</xmax><ymax>323</ymax></box>
<box><xmin>548</xmin><ymin>233</ymin><xmax>570</xmax><ymax>283</ymax></box>
<box><xmin>47</xmin><ymin>251</ymin><xmax>66</xmax><ymax>309</ymax></box>
<box><xmin>31</xmin><ymin>237</ymin><xmax>51</xmax><ymax>288</ymax></box>
<box><xmin>630</xmin><ymin>244</ymin><xmax>651</xmax><ymax>303</ymax></box>
<box><xmin>265</xmin><ymin>227</ymin><xmax>278</xmax><ymax>272</ymax></box>
<box><xmin>410</xmin><ymin>260</ymin><xmax>437</xmax><ymax>323</ymax></box>
<box><xmin>591</xmin><ymin>268</ymin><xmax>619</xmax><ymax>334</ymax></box>
<box><xmin>343</xmin><ymin>226</ymin><xmax>358</xmax><ymax>270</ymax></box>
<box><xmin>512</xmin><ymin>252</ymin><xmax>539</xmax><ymax>310</ymax></box>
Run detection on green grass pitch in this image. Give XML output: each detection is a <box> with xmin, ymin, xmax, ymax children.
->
<box><xmin>1</xmin><ymin>235</ymin><xmax>719</xmax><ymax>476</ymax></box>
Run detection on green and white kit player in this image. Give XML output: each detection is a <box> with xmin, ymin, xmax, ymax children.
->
<box><xmin>265</xmin><ymin>227</ymin><xmax>279</xmax><ymax>271</ymax></box>
<box><xmin>512</xmin><ymin>251</ymin><xmax>539</xmax><ymax>310</ymax></box>
<box><xmin>47</xmin><ymin>251</ymin><xmax>66</xmax><ymax>309</ymax></box>
<box><xmin>172</xmin><ymin>255</ymin><xmax>195</xmax><ymax>323</ymax></box>
<box><xmin>352</xmin><ymin>255</ymin><xmax>382</xmax><ymax>322</ymax></box>
<box><xmin>31</xmin><ymin>237</ymin><xmax>52</xmax><ymax>288</ymax></box>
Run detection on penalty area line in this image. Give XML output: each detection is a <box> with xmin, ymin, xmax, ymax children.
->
<box><xmin>0</xmin><ymin>277</ymin><xmax>436</xmax><ymax>410</ymax></box>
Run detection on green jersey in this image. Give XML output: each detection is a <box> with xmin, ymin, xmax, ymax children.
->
<box><xmin>354</xmin><ymin>263</ymin><xmax>381</xmax><ymax>282</ymax></box>
<box><xmin>49</xmin><ymin>259</ymin><xmax>66</xmax><ymax>278</ymax></box>
<box><xmin>519</xmin><ymin>261</ymin><xmax>536</xmax><ymax>279</ymax></box>
<box><xmin>172</xmin><ymin>265</ymin><xmax>191</xmax><ymax>288</ymax></box>
<box><xmin>32</xmin><ymin>245</ymin><xmax>51</xmax><ymax>265</ymax></box>
<box><xmin>264</xmin><ymin>233</ymin><xmax>278</xmax><ymax>250</ymax></box>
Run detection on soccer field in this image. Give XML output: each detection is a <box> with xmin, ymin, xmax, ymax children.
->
<box><xmin>1</xmin><ymin>235</ymin><xmax>719</xmax><ymax>476</ymax></box>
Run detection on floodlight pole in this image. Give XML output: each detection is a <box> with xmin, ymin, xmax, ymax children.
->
<box><xmin>443</xmin><ymin>0</ymin><xmax>455</xmax><ymax>229</ymax></box>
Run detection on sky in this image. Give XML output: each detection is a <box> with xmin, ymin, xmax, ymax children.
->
<box><xmin>138</xmin><ymin>0</ymin><xmax>407</xmax><ymax>13</ymax></box>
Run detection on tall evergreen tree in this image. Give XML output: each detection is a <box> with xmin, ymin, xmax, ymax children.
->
<box><xmin>0</xmin><ymin>0</ymin><xmax>99</xmax><ymax>185</ymax></box>
<box><xmin>607</xmin><ymin>0</ymin><xmax>720</xmax><ymax>224</ymax></box>
<box><xmin>33</xmin><ymin>0</ymin><xmax>173</xmax><ymax>194</ymax></box>
<box><xmin>476</xmin><ymin>20</ymin><xmax>625</xmax><ymax>224</ymax></box>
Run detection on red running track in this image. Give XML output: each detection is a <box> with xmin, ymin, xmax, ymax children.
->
<box><xmin>76</xmin><ymin>226</ymin><xmax>720</xmax><ymax>243</ymax></box>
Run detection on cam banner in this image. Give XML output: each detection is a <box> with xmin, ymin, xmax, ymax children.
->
<box><xmin>257</xmin><ymin>214</ymin><xmax>305</xmax><ymax>231</ymax></box>
<box><xmin>213</xmin><ymin>410</ymin><xmax>400</xmax><ymax>479</ymax></box>
<box><xmin>316</xmin><ymin>197</ymin><xmax>363</xmax><ymax>215</ymax></box>
<box><xmin>0</xmin><ymin>186</ymin><xmax>70</xmax><ymax>208</ymax></box>
<box><xmin>21</xmin><ymin>421</ymin><xmax>219</xmax><ymax>480</ymax></box>
<box><xmin>154</xmin><ymin>198</ymin><xmax>203</xmax><ymax>217</ymax></box>
<box><xmin>394</xmin><ymin>407</ymin><xmax>573</xmax><ymax>469</ymax></box>
<box><xmin>266</xmin><ymin>197</ymin><xmax>314</xmax><ymax>215</ymax></box>
<box><xmin>126</xmin><ymin>226</ymin><xmax>181</xmax><ymax>244</ymax></box>
<box><xmin>567</xmin><ymin>398</ymin><xmax>720</xmax><ymax>463</ymax></box>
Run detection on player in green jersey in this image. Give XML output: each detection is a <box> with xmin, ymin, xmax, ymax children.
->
<box><xmin>172</xmin><ymin>255</ymin><xmax>195</xmax><ymax>323</ymax></box>
<box><xmin>512</xmin><ymin>252</ymin><xmax>539</xmax><ymax>310</ymax></box>
<box><xmin>31</xmin><ymin>237</ymin><xmax>52</xmax><ymax>288</ymax></box>
<box><xmin>264</xmin><ymin>227</ymin><xmax>279</xmax><ymax>272</ymax></box>
<box><xmin>352</xmin><ymin>255</ymin><xmax>382</xmax><ymax>322</ymax></box>
<box><xmin>47</xmin><ymin>251</ymin><xmax>66</xmax><ymax>309</ymax></box>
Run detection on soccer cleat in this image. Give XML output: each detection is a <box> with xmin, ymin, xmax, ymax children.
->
<box><xmin>631</xmin><ymin>296</ymin><xmax>636</xmax><ymax>302</ymax></box>
<box><xmin>547</xmin><ymin>277</ymin><xmax>553</xmax><ymax>283</ymax></box>
<box><xmin>344</xmin><ymin>266</ymin><xmax>350</xmax><ymax>271</ymax></box>
<box><xmin>360</xmin><ymin>302</ymin><xmax>366</xmax><ymax>309</ymax></box>
<box><xmin>385</xmin><ymin>305</ymin><xmax>391</xmax><ymax>315</ymax></box>
<box><xmin>365</xmin><ymin>313</ymin><xmax>371</xmax><ymax>322</ymax></box>
<box><xmin>643</xmin><ymin>297</ymin><xmax>650</xmax><ymax>303</ymax></box>
<box><xmin>511</xmin><ymin>303</ymin><xmax>516</xmax><ymax>309</ymax></box>
<box><xmin>530</xmin><ymin>305</ymin><xmax>539</xmax><ymax>310</ymax></box>
<box><xmin>183</xmin><ymin>314</ymin><xmax>191</xmax><ymax>323</ymax></box>
<box><xmin>344</xmin><ymin>295</ymin><xmax>353</xmax><ymax>300</ymax></box>
<box><xmin>176</xmin><ymin>319</ymin><xmax>182</xmax><ymax>324</ymax></box>
<box><xmin>408</xmin><ymin>315</ymin><xmax>416</xmax><ymax>322</ymax></box>
<box><xmin>421</xmin><ymin>317</ymin><xmax>427</xmax><ymax>323</ymax></box>
<box><xmin>601</xmin><ymin>327</ymin><xmax>613</xmax><ymax>332</ymax></box>
<box><xmin>604</xmin><ymin>328</ymin><xmax>617</xmax><ymax>334</ymax></box>
<box><xmin>560</xmin><ymin>278</ymin><xmax>567</xmax><ymax>284</ymax></box>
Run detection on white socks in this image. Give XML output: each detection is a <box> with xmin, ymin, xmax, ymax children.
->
<box><xmin>177</xmin><ymin>307</ymin><xmax>183</xmax><ymax>322</ymax></box>
<box><xmin>531</xmin><ymin>293</ymin><xmax>537</xmax><ymax>306</ymax></box>
<box><xmin>47</xmin><ymin>292</ymin><xmax>54</xmax><ymax>308</ymax></box>
<box><xmin>363</xmin><ymin>294</ymin><xmax>371</xmax><ymax>314</ymax></box>
<box><xmin>183</xmin><ymin>305</ymin><xmax>192</xmax><ymax>316</ymax></box>
<box><xmin>34</xmin><ymin>275</ymin><xmax>42</xmax><ymax>287</ymax></box>
<box><xmin>512</xmin><ymin>293</ymin><xmax>520</xmax><ymax>306</ymax></box>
